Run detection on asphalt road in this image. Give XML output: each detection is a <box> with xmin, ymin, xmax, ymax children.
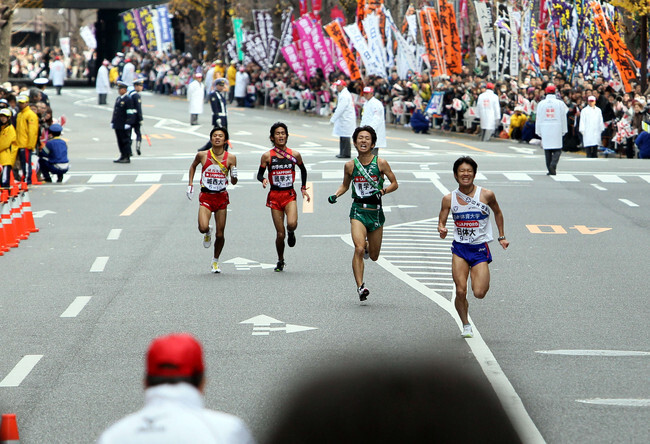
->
<box><xmin>1</xmin><ymin>87</ymin><xmax>648</xmax><ymax>443</ymax></box>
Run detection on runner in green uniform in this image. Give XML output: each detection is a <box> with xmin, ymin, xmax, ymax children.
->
<box><xmin>328</xmin><ymin>126</ymin><xmax>398</xmax><ymax>302</ymax></box>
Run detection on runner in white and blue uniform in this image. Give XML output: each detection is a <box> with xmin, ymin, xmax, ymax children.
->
<box><xmin>437</xmin><ymin>156</ymin><xmax>509</xmax><ymax>338</ymax></box>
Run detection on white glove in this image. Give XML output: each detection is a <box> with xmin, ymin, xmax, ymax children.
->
<box><xmin>230</xmin><ymin>166</ymin><xmax>237</xmax><ymax>179</ymax></box>
<box><xmin>110</xmin><ymin>123</ymin><xmax>114</xmax><ymax>129</ymax></box>
<box><xmin>186</xmin><ymin>185</ymin><xmax>194</xmax><ymax>200</ymax></box>
<box><xmin>124</xmin><ymin>124</ymin><xmax>131</xmax><ymax>130</ymax></box>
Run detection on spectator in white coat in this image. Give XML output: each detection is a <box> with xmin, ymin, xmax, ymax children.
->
<box><xmin>49</xmin><ymin>56</ymin><xmax>66</xmax><ymax>95</ymax></box>
<box><xmin>360</xmin><ymin>86</ymin><xmax>386</xmax><ymax>156</ymax></box>
<box><xmin>476</xmin><ymin>83</ymin><xmax>501</xmax><ymax>141</ymax></box>
<box><xmin>234</xmin><ymin>67</ymin><xmax>249</xmax><ymax>107</ymax></box>
<box><xmin>535</xmin><ymin>84</ymin><xmax>568</xmax><ymax>175</ymax></box>
<box><xmin>121</xmin><ymin>58</ymin><xmax>136</xmax><ymax>87</ymax></box>
<box><xmin>578</xmin><ymin>95</ymin><xmax>605</xmax><ymax>158</ymax></box>
<box><xmin>96</xmin><ymin>60</ymin><xmax>110</xmax><ymax>105</ymax></box>
<box><xmin>96</xmin><ymin>333</ymin><xmax>256</xmax><ymax>444</ymax></box>
<box><xmin>187</xmin><ymin>72</ymin><xmax>205</xmax><ymax>125</ymax></box>
<box><xmin>330</xmin><ymin>79</ymin><xmax>356</xmax><ymax>158</ymax></box>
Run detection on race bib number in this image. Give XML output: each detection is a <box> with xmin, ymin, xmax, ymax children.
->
<box><xmin>271</xmin><ymin>169</ymin><xmax>293</xmax><ymax>187</ymax></box>
<box><xmin>354</xmin><ymin>176</ymin><xmax>378</xmax><ymax>198</ymax></box>
<box><xmin>202</xmin><ymin>165</ymin><xmax>227</xmax><ymax>191</ymax></box>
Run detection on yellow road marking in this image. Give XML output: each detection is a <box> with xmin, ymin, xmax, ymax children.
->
<box><xmin>289</xmin><ymin>133</ymin><xmax>307</xmax><ymax>138</ymax></box>
<box><xmin>321</xmin><ymin>137</ymin><xmax>339</xmax><ymax>142</ymax></box>
<box><xmin>302</xmin><ymin>181</ymin><xmax>313</xmax><ymax>213</ymax></box>
<box><xmin>120</xmin><ymin>184</ymin><xmax>161</xmax><ymax>216</ymax></box>
<box><xmin>526</xmin><ymin>224</ymin><xmax>567</xmax><ymax>234</ymax></box>
<box><xmin>448</xmin><ymin>141</ymin><xmax>495</xmax><ymax>154</ymax></box>
<box><xmin>387</xmin><ymin>136</ymin><xmax>409</xmax><ymax>141</ymax></box>
<box><xmin>149</xmin><ymin>134</ymin><xmax>175</xmax><ymax>139</ymax></box>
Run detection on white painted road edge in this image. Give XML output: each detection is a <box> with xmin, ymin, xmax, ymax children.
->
<box><xmin>0</xmin><ymin>355</ymin><xmax>43</xmax><ymax>387</ymax></box>
<box><xmin>341</xmin><ymin>233</ymin><xmax>545</xmax><ymax>443</ymax></box>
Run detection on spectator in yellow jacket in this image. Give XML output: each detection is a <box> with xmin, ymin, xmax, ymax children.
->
<box><xmin>509</xmin><ymin>106</ymin><xmax>528</xmax><ymax>141</ymax></box>
<box><xmin>0</xmin><ymin>108</ymin><xmax>17</xmax><ymax>188</ymax></box>
<box><xmin>15</xmin><ymin>95</ymin><xmax>39</xmax><ymax>184</ymax></box>
<box><xmin>226</xmin><ymin>61</ymin><xmax>237</xmax><ymax>104</ymax></box>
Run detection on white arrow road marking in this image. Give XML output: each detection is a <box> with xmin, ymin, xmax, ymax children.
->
<box><xmin>240</xmin><ymin>315</ymin><xmax>317</xmax><ymax>335</ymax></box>
<box><xmin>232</xmin><ymin>130</ymin><xmax>252</xmax><ymax>136</ymax></box>
<box><xmin>426</xmin><ymin>138</ymin><xmax>449</xmax><ymax>142</ymax></box>
<box><xmin>536</xmin><ymin>350</ymin><xmax>650</xmax><ymax>357</ymax></box>
<box><xmin>300</xmin><ymin>141</ymin><xmax>322</xmax><ymax>147</ymax></box>
<box><xmin>32</xmin><ymin>210</ymin><xmax>56</xmax><ymax>218</ymax></box>
<box><xmin>74</xmin><ymin>113</ymin><xmax>88</xmax><ymax>118</ymax></box>
<box><xmin>54</xmin><ymin>186</ymin><xmax>93</xmax><ymax>193</ymax></box>
<box><xmin>382</xmin><ymin>205</ymin><xmax>417</xmax><ymax>213</ymax></box>
<box><xmin>407</xmin><ymin>142</ymin><xmax>430</xmax><ymax>149</ymax></box>
<box><xmin>576</xmin><ymin>399</ymin><xmax>650</xmax><ymax>407</ymax></box>
<box><xmin>223</xmin><ymin>257</ymin><xmax>276</xmax><ymax>270</ymax></box>
<box><xmin>0</xmin><ymin>355</ymin><xmax>43</xmax><ymax>387</ymax></box>
<box><xmin>508</xmin><ymin>146</ymin><xmax>536</xmax><ymax>155</ymax></box>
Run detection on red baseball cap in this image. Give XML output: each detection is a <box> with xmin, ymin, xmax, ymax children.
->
<box><xmin>362</xmin><ymin>86</ymin><xmax>374</xmax><ymax>94</ymax></box>
<box><xmin>333</xmin><ymin>79</ymin><xmax>347</xmax><ymax>87</ymax></box>
<box><xmin>545</xmin><ymin>84</ymin><xmax>556</xmax><ymax>94</ymax></box>
<box><xmin>146</xmin><ymin>333</ymin><xmax>204</xmax><ymax>378</ymax></box>
<box><xmin>486</xmin><ymin>82</ymin><xmax>494</xmax><ymax>89</ymax></box>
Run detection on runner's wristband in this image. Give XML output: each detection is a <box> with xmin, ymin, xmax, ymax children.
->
<box><xmin>328</xmin><ymin>195</ymin><xmax>337</xmax><ymax>204</ymax></box>
<box><xmin>498</xmin><ymin>236</ymin><xmax>506</xmax><ymax>241</ymax></box>
<box><xmin>230</xmin><ymin>166</ymin><xmax>237</xmax><ymax>178</ymax></box>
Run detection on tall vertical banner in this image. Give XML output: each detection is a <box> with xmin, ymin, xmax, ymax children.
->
<box><xmin>294</xmin><ymin>17</ymin><xmax>319</xmax><ymax>79</ymax></box>
<box><xmin>508</xmin><ymin>6</ymin><xmax>520</xmax><ymax>77</ymax></box>
<box><xmin>495</xmin><ymin>3</ymin><xmax>512</xmax><ymax>78</ymax></box>
<box><xmin>138</xmin><ymin>7</ymin><xmax>158</xmax><ymax>53</ymax></box>
<box><xmin>296</xmin><ymin>14</ymin><xmax>335</xmax><ymax>76</ymax></box>
<box><xmin>277</xmin><ymin>8</ymin><xmax>294</xmax><ymax>61</ymax></box>
<box><xmin>232</xmin><ymin>18</ymin><xmax>244</xmax><ymax>61</ymax></box>
<box><xmin>324</xmin><ymin>20</ymin><xmax>361</xmax><ymax>80</ymax></box>
<box><xmin>155</xmin><ymin>5</ymin><xmax>173</xmax><ymax>51</ymax></box>
<box><xmin>344</xmin><ymin>22</ymin><xmax>383</xmax><ymax>76</ymax></box>
<box><xmin>474</xmin><ymin>1</ymin><xmax>498</xmax><ymax>79</ymax></box>
<box><xmin>362</xmin><ymin>12</ymin><xmax>387</xmax><ymax>77</ymax></box>
<box><xmin>438</xmin><ymin>0</ymin><xmax>462</xmax><ymax>75</ymax></box>
<box><xmin>383</xmin><ymin>7</ymin><xmax>417</xmax><ymax>77</ymax></box>
<box><xmin>419</xmin><ymin>9</ymin><xmax>445</xmax><ymax>77</ymax></box>
<box><xmin>120</xmin><ymin>10</ymin><xmax>144</xmax><ymax>51</ymax></box>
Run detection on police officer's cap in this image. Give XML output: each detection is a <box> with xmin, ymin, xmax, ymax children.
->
<box><xmin>0</xmin><ymin>98</ymin><xmax>8</xmax><ymax>107</ymax></box>
<box><xmin>134</xmin><ymin>78</ymin><xmax>144</xmax><ymax>85</ymax></box>
<box><xmin>49</xmin><ymin>123</ymin><xmax>63</xmax><ymax>132</ymax></box>
<box><xmin>117</xmin><ymin>80</ymin><xmax>128</xmax><ymax>89</ymax></box>
<box><xmin>34</xmin><ymin>78</ymin><xmax>48</xmax><ymax>85</ymax></box>
<box><xmin>215</xmin><ymin>78</ymin><xmax>226</xmax><ymax>86</ymax></box>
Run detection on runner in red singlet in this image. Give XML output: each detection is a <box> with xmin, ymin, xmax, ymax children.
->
<box><xmin>188</xmin><ymin>127</ymin><xmax>238</xmax><ymax>273</ymax></box>
<box><xmin>257</xmin><ymin>122</ymin><xmax>310</xmax><ymax>272</ymax></box>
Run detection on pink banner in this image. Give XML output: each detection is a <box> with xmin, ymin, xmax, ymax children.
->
<box><xmin>281</xmin><ymin>44</ymin><xmax>307</xmax><ymax>83</ymax></box>
<box><xmin>296</xmin><ymin>15</ymin><xmax>335</xmax><ymax>76</ymax></box>
<box><xmin>294</xmin><ymin>16</ymin><xmax>320</xmax><ymax>78</ymax></box>
<box><xmin>327</xmin><ymin>37</ymin><xmax>350</xmax><ymax>76</ymax></box>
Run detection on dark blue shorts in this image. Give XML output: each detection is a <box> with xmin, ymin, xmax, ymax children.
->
<box><xmin>451</xmin><ymin>241</ymin><xmax>492</xmax><ymax>267</ymax></box>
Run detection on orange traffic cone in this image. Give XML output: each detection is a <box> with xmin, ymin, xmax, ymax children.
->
<box><xmin>0</xmin><ymin>413</ymin><xmax>20</xmax><ymax>443</ymax></box>
<box><xmin>10</xmin><ymin>184</ymin><xmax>27</xmax><ymax>241</ymax></box>
<box><xmin>31</xmin><ymin>152</ymin><xmax>42</xmax><ymax>185</ymax></box>
<box><xmin>21</xmin><ymin>187</ymin><xmax>38</xmax><ymax>234</ymax></box>
<box><xmin>0</xmin><ymin>192</ymin><xmax>7</xmax><ymax>255</ymax></box>
<box><xmin>1</xmin><ymin>190</ymin><xmax>18</xmax><ymax>249</ymax></box>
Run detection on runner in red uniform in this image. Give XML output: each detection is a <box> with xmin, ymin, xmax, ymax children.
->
<box><xmin>257</xmin><ymin>122</ymin><xmax>310</xmax><ymax>271</ymax></box>
<box><xmin>188</xmin><ymin>127</ymin><xmax>238</xmax><ymax>273</ymax></box>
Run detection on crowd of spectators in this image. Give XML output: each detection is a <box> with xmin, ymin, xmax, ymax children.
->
<box><xmin>9</xmin><ymin>43</ymin><xmax>650</xmax><ymax>158</ymax></box>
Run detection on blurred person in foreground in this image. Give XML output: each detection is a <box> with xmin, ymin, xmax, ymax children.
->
<box><xmin>265</xmin><ymin>358</ymin><xmax>520</xmax><ymax>444</ymax></box>
<box><xmin>97</xmin><ymin>333</ymin><xmax>256</xmax><ymax>444</ymax></box>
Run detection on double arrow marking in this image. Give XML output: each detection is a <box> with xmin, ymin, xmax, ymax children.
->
<box><xmin>240</xmin><ymin>315</ymin><xmax>317</xmax><ymax>336</ymax></box>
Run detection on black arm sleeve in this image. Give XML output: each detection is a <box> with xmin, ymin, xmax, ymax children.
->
<box><xmin>257</xmin><ymin>165</ymin><xmax>266</xmax><ymax>183</ymax></box>
<box><xmin>298</xmin><ymin>162</ymin><xmax>307</xmax><ymax>188</ymax></box>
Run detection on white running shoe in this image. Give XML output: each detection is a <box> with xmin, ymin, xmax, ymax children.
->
<box><xmin>211</xmin><ymin>261</ymin><xmax>221</xmax><ymax>273</ymax></box>
<box><xmin>461</xmin><ymin>324</ymin><xmax>473</xmax><ymax>338</ymax></box>
<box><xmin>203</xmin><ymin>226</ymin><xmax>213</xmax><ymax>248</ymax></box>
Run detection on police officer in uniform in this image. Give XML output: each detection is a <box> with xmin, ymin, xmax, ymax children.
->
<box><xmin>111</xmin><ymin>80</ymin><xmax>136</xmax><ymax>163</ymax></box>
<box><xmin>129</xmin><ymin>77</ymin><xmax>144</xmax><ymax>155</ymax></box>
<box><xmin>209</xmin><ymin>78</ymin><xmax>228</xmax><ymax>129</ymax></box>
<box><xmin>33</xmin><ymin>78</ymin><xmax>50</xmax><ymax>107</ymax></box>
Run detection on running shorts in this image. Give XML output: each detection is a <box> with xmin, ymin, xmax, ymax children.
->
<box><xmin>451</xmin><ymin>241</ymin><xmax>492</xmax><ymax>266</ymax></box>
<box><xmin>266</xmin><ymin>189</ymin><xmax>296</xmax><ymax>211</ymax></box>
<box><xmin>349</xmin><ymin>203</ymin><xmax>385</xmax><ymax>233</ymax></box>
<box><xmin>199</xmin><ymin>191</ymin><xmax>229</xmax><ymax>212</ymax></box>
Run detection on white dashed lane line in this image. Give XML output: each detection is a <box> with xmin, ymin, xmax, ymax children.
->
<box><xmin>90</xmin><ymin>256</ymin><xmax>109</xmax><ymax>272</ymax></box>
<box><xmin>107</xmin><ymin>229</ymin><xmax>122</xmax><ymax>240</ymax></box>
<box><xmin>60</xmin><ymin>296</ymin><xmax>92</xmax><ymax>318</ymax></box>
<box><xmin>0</xmin><ymin>355</ymin><xmax>43</xmax><ymax>387</ymax></box>
<box><xmin>619</xmin><ymin>199</ymin><xmax>639</xmax><ymax>207</ymax></box>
